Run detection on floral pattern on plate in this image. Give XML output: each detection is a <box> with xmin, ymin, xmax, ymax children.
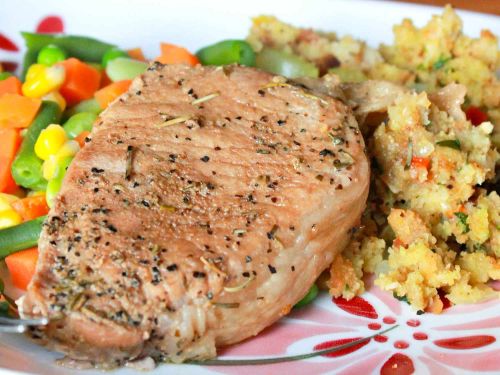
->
<box><xmin>1</xmin><ymin>14</ymin><xmax>499</xmax><ymax>375</ymax></box>
<box><xmin>0</xmin><ymin>15</ymin><xmax>64</xmax><ymax>73</ymax></box>
<box><xmin>210</xmin><ymin>277</ymin><xmax>499</xmax><ymax>374</ymax></box>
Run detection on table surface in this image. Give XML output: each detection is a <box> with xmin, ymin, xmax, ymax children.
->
<box><xmin>393</xmin><ymin>0</ymin><xmax>500</xmax><ymax>15</ymax></box>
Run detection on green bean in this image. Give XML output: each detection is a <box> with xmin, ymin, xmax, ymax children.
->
<box><xmin>46</xmin><ymin>156</ymin><xmax>73</xmax><ymax>208</ymax></box>
<box><xmin>0</xmin><ymin>216</ymin><xmax>45</xmax><ymax>259</ymax></box>
<box><xmin>63</xmin><ymin>112</ymin><xmax>97</xmax><ymax>138</ymax></box>
<box><xmin>106</xmin><ymin>57</ymin><xmax>148</xmax><ymax>81</ymax></box>
<box><xmin>11</xmin><ymin>101</ymin><xmax>62</xmax><ymax>191</ymax></box>
<box><xmin>21</xmin><ymin>48</ymin><xmax>39</xmax><ymax>80</ymax></box>
<box><xmin>196</xmin><ymin>40</ymin><xmax>256</xmax><ymax>67</ymax></box>
<box><xmin>21</xmin><ymin>32</ymin><xmax>115</xmax><ymax>78</ymax></box>
<box><xmin>87</xmin><ymin>62</ymin><xmax>104</xmax><ymax>73</ymax></box>
<box><xmin>294</xmin><ymin>284</ymin><xmax>319</xmax><ymax>308</ymax></box>
<box><xmin>0</xmin><ymin>72</ymin><xmax>13</xmax><ymax>81</ymax></box>
<box><xmin>256</xmin><ymin>47</ymin><xmax>319</xmax><ymax>78</ymax></box>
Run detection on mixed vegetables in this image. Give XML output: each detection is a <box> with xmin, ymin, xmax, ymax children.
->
<box><xmin>0</xmin><ymin>31</ymin><xmax>319</xmax><ymax>311</ymax></box>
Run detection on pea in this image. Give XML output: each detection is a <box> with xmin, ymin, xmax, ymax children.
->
<box><xmin>294</xmin><ymin>284</ymin><xmax>319</xmax><ymax>308</ymax></box>
<box><xmin>63</xmin><ymin>112</ymin><xmax>97</xmax><ymax>138</ymax></box>
<box><xmin>37</xmin><ymin>44</ymin><xmax>67</xmax><ymax>66</ymax></box>
<box><xmin>102</xmin><ymin>48</ymin><xmax>129</xmax><ymax>68</ymax></box>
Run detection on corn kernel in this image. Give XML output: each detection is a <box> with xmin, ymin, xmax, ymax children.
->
<box><xmin>27</xmin><ymin>191</ymin><xmax>46</xmax><ymax>197</ymax></box>
<box><xmin>42</xmin><ymin>91</ymin><xmax>66</xmax><ymax>111</ymax></box>
<box><xmin>46</xmin><ymin>65</ymin><xmax>65</xmax><ymax>84</ymax></box>
<box><xmin>22</xmin><ymin>64</ymin><xmax>65</xmax><ymax>98</ymax></box>
<box><xmin>0</xmin><ymin>193</ymin><xmax>19</xmax><ymax>211</ymax></box>
<box><xmin>0</xmin><ymin>209</ymin><xmax>22</xmax><ymax>229</ymax></box>
<box><xmin>42</xmin><ymin>141</ymin><xmax>79</xmax><ymax>180</ymax></box>
<box><xmin>25</xmin><ymin>64</ymin><xmax>45</xmax><ymax>82</ymax></box>
<box><xmin>34</xmin><ymin>124</ymin><xmax>68</xmax><ymax>160</ymax></box>
<box><xmin>57</xmin><ymin>140</ymin><xmax>80</xmax><ymax>158</ymax></box>
<box><xmin>42</xmin><ymin>155</ymin><xmax>58</xmax><ymax>180</ymax></box>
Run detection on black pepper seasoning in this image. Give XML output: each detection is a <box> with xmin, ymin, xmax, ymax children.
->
<box><xmin>91</xmin><ymin>167</ymin><xmax>104</xmax><ymax>174</ymax></box>
<box><xmin>266</xmin><ymin>225</ymin><xmax>279</xmax><ymax>240</ymax></box>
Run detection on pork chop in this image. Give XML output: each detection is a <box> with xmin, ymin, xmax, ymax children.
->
<box><xmin>21</xmin><ymin>64</ymin><xmax>369</xmax><ymax>367</ymax></box>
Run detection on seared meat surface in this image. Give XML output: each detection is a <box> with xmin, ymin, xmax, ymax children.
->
<box><xmin>22</xmin><ymin>64</ymin><xmax>369</xmax><ymax>366</ymax></box>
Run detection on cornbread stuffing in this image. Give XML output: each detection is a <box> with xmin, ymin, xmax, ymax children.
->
<box><xmin>249</xmin><ymin>5</ymin><xmax>499</xmax><ymax>312</ymax></box>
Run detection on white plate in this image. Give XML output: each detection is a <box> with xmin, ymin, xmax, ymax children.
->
<box><xmin>0</xmin><ymin>1</ymin><xmax>499</xmax><ymax>374</ymax></box>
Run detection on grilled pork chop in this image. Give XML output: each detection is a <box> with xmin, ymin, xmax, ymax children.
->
<box><xmin>21</xmin><ymin>64</ymin><xmax>369</xmax><ymax>367</ymax></box>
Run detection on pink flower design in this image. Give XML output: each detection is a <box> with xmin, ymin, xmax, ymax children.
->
<box><xmin>36</xmin><ymin>16</ymin><xmax>64</xmax><ymax>34</ymax></box>
<box><xmin>0</xmin><ymin>34</ymin><xmax>18</xmax><ymax>52</ymax></box>
<box><xmin>210</xmin><ymin>277</ymin><xmax>499</xmax><ymax>374</ymax></box>
<box><xmin>0</xmin><ymin>15</ymin><xmax>64</xmax><ymax>73</ymax></box>
<box><xmin>1</xmin><ymin>14</ymin><xmax>498</xmax><ymax>375</ymax></box>
<box><xmin>0</xmin><ymin>33</ymin><xmax>19</xmax><ymax>73</ymax></box>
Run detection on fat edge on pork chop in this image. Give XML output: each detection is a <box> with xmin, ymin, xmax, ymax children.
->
<box><xmin>21</xmin><ymin>63</ymin><xmax>369</xmax><ymax>367</ymax></box>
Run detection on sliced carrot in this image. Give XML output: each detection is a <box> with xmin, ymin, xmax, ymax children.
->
<box><xmin>59</xmin><ymin>58</ymin><xmax>101</xmax><ymax>106</ymax></box>
<box><xmin>0</xmin><ymin>167</ymin><xmax>18</xmax><ymax>195</ymax></box>
<box><xmin>0</xmin><ymin>128</ymin><xmax>21</xmax><ymax>193</ymax></box>
<box><xmin>94</xmin><ymin>79</ymin><xmax>132</xmax><ymax>108</ymax></box>
<box><xmin>0</xmin><ymin>76</ymin><xmax>22</xmax><ymax>96</ymax></box>
<box><xmin>411</xmin><ymin>156</ymin><xmax>430</xmax><ymax>170</ymax></box>
<box><xmin>127</xmin><ymin>47</ymin><xmax>147</xmax><ymax>62</ymax></box>
<box><xmin>74</xmin><ymin>130</ymin><xmax>91</xmax><ymax>148</ymax></box>
<box><xmin>11</xmin><ymin>194</ymin><xmax>49</xmax><ymax>221</ymax></box>
<box><xmin>0</xmin><ymin>94</ymin><xmax>41</xmax><ymax>129</ymax></box>
<box><xmin>155</xmin><ymin>43</ymin><xmax>199</xmax><ymax>66</ymax></box>
<box><xmin>8</xmin><ymin>186</ymin><xmax>25</xmax><ymax>198</ymax></box>
<box><xmin>5</xmin><ymin>247</ymin><xmax>38</xmax><ymax>290</ymax></box>
<box><xmin>100</xmin><ymin>70</ymin><xmax>113</xmax><ymax>88</ymax></box>
<box><xmin>392</xmin><ymin>238</ymin><xmax>404</xmax><ymax>248</ymax></box>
